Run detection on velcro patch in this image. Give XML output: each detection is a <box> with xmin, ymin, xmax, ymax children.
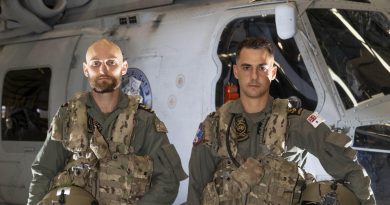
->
<box><xmin>306</xmin><ymin>112</ymin><xmax>325</xmax><ymax>128</ymax></box>
<box><xmin>193</xmin><ymin>123</ymin><xmax>204</xmax><ymax>146</ymax></box>
<box><xmin>155</xmin><ymin>119</ymin><xmax>168</xmax><ymax>133</ymax></box>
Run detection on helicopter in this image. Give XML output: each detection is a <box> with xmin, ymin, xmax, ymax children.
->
<box><xmin>0</xmin><ymin>0</ymin><xmax>389</xmax><ymax>204</ymax></box>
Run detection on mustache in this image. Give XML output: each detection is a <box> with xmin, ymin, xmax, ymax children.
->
<box><xmin>97</xmin><ymin>75</ymin><xmax>113</xmax><ymax>79</ymax></box>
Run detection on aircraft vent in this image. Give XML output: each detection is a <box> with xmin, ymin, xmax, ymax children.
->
<box><xmin>119</xmin><ymin>15</ymin><xmax>138</xmax><ymax>25</ymax></box>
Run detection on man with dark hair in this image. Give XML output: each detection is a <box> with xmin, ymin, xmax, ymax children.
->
<box><xmin>28</xmin><ymin>38</ymin><xmax>187</xmax><ymax>205</ymax></box>
<box><xmin>187</xmin><ymin>37</ymin><xmax>375</xmax><ymax>205</ymax></box>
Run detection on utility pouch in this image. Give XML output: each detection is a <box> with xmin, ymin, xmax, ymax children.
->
<box><xmin>203</xmin><ymin>159</ymin><xmax>243</xmax><ymax>205</ymax></box>
<box><xmin>246</xmin><ymin>154</ymin><xmax>300</xmax><ymax>205</ymax></box>
<box><xmin>99</xmin><ymin>153</ymin><xmax>153</xmax><ymax>203</ymax></box>
<box><xmin>231</xmin><ymin>157</ymin><xmax>264</xmax><ymax>194</ymax></box>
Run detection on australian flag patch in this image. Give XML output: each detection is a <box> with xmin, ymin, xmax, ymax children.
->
<box><xmin>193</xmin><ymin>123</ymin><xmax>204</xmax><ymax>146</ymax></box>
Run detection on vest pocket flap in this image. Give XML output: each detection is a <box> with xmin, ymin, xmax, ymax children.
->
<box><xmin>162</xmin><ymin>144</ymin><xmax>188</xmax><ymax>181</ymax></box>
<box><xmin>231</xmin><ymin>157</ymin><xmax>264</xmax><ymax>193</ymax></box>
<box><xmin>128</xmin><ymin>155</ymin><xmax>153</xmax><ymax>179</ymax></box>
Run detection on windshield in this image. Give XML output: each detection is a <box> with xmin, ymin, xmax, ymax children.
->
<box><xmin>307</xmin><ymin>9</ymin><xmax>390</xmax><ymax>109</ymax></box>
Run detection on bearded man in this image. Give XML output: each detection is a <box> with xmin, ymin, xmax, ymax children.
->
<box><xmin>28</xmin><ymin>38</ymin><xmax>187</xmax><ymax>205</ymax></box>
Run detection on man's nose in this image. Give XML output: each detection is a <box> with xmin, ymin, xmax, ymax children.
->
<box><xmin>250</xmin><ymin>68</ymin><xmax>258</xmax><ymax>80</ymax></box>
<box><xmin>98</xmin><ymin>63</ymin><xmax>108</xmax><ymax>74</ymax></box>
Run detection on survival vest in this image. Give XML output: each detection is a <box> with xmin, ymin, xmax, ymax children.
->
<box><xmin>202</xmin><ymin>99</ymin><xmax>306</xmax><ymax>205</ymax></box>
<box><xmin>49</xmin><ymin>93</ymin><xmax>153</xmax><ymax>204</ymax></box>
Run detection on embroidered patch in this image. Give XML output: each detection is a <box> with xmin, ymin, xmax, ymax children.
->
<box><xmin>288</xmin><ymin>107</ymin><xmax>303</xmax><ymax>115</ymax></box>
<box><xmin>234</xmin><ymin>116</ymin><xmax>248</xmax><ymax>142</ymax></box>
<box><xmin>155</xmin><ymin>119</ymin><xmax>168</xmax><ymax>133</ymax></box>
<box><xmin>193</xmin><ymin>124</ymin><xmax>204</xmax><ymax>145</ymax></box>
<box><xmin>306</xmin><ymin>112</ymin><xmax>325</xmax><ymax>128</ymax></box>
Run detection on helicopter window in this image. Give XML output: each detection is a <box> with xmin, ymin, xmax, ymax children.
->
<box><xmin>1</xmin><ymin>68</ymin><xmax>51</xmax><ymax>142</ymax></box>
<box><xmin>353</xmin><ymin>124</ymin><xmax>390</xmax><ymax>205</ymax></box>
<box><xmin>216</xmin><ymin>16</ymin><xmax>318</xmax><ymax>110</ymax></box>
<box><xmin>307</xmin><ymin>9</ymin><xmax>390</xmax><ymax>109</ymax></box>
<box><xmin>353</xmin><ymin>124</ymin><xmax>390</xmax><ymax>152</ymax></box>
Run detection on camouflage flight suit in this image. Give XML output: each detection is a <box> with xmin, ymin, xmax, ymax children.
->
<box><xmin>187</xmin><ymin>97</ymin><xmax>375</xmax><ymax>205</ymax></box>
<box><xmin>28</xmin><ymin>91</ymin><xmax>187</xmax><ymax>205</ymax></box>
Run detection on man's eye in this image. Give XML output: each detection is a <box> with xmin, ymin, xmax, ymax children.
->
<box><xmin>90</xmin><ymin>61</ymin><xmax>101</xmax><ymax>67</ymax></box>
<box><xmin>106</xmin><ymin>60</ymin><xmax>118</xmax><ymax>66</ymax></box>
<box><xmin>242</xmin><ymin>66</ymin><xmax>251</xmax><ymax>71</ymax></box>
<box><xmin>258</xmin><ymin>65</ymin><xmax>269</xmax><ymax>72</ymax></box>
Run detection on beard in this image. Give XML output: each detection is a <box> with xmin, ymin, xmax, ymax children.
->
<box><xmin>91</xmin><ymin>75</ymin><xmax>118</xmax><ymax>93</ymax></box>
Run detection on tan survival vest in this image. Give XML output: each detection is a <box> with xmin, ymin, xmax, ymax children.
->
<box><xmin>202</xmin><ymin>99</ymin><xmax>305</xmax><ymax>205</ymax></box>
<box><xmin>49</xmin><ymin>93</ymin><xmax>153</xmax><ymax>204</ymax></box>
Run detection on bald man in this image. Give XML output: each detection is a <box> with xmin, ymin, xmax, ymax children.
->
<box><xmin>28</xmin><ymin>39</ymin><xmax>187</xmax><ymax>205</ymax></box>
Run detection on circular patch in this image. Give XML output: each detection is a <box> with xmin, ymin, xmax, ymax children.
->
<box><xmin>122</xmin><ymin>68</ymin><xmax>152</xmax><ymax>108</ymax></box>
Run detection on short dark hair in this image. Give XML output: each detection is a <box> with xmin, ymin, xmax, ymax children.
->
<box><xmin>236</xmin><ymin>37</ymin><xmax>273</xmax><ymax>61</ymax></box>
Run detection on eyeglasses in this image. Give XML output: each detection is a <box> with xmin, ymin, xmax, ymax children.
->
<box><xmin>86</xmin><ymin>58</ymin><xmax>120</xmax><ymax>68</ymax></box>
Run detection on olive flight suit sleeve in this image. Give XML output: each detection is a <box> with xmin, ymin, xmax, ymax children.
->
<box><xmin>27</xmin><ymin>107</ymin><xmax>72</xmax><ymax>205</ymax></box>
<box><xmin>187</xmin><ymin>115</ymin><xmax>221</xmax><ymax>205</ymax></box>
<box><xmin>286</xmin><ymin>110</ymin><xmax>375</xmax><ymax>205</ymax></box>
<box><xmin>133</xmin><ymin>110</ymin><xmax>187</xmax><ymax>205</ymax></box>
<box><xmin>187</xmin><ymin>143</ymin><xmax>220</xmax><ymax>205</ymax></box>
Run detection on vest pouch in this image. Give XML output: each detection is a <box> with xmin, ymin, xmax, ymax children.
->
<box><xmin>248</xmin><ymin>155</ymin><xmax>300</xmax><ymax>205</ymax></box>
<box><xmin>231</xmin><ymin>157</ymin><xmax>264</xmax><ymax>194</ymax></box>
<box><xmin>202</xmin><ymin>180</ymin><xmax>243</xmax><ymax>205</ymax></box>
<box><xmin>99</xmin><ymin>153</ymin><xmax>153</xmax><ymax>204</ymax></box>
<box><xmin>204</xmin><ymin>159</ymin><xmax>243</xmax><ymax>205</ymax></box>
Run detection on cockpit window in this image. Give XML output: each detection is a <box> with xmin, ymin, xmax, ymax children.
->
<box><xmin>1</xmin><ymin>68</ymin><xmax>51</xmax><ymax>141</ymax></box>
<box><xmin>216</xmin><ymin>15</ymin><xmax>318</xmax><ymax>110</ymax></box>
<box><xmin>307</xmin><ymin>9</ymin><xmax>390</xmax><ymax>109</ymax></box>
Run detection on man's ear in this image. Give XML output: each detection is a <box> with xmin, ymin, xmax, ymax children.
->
<box><xmin>83</xmin><ymin>63</ymin><xmax>89</xmax><ymax>77</ymax></box>
<box><xmin>233</xmin><ymin>64</ymin><xmax>239</xmax><ymax>79</ymax></box>
<box><xmin>121</xmin><ymin>60</ymin><xmax>128</xmax><ymax>76</ymax></box>
<box><xmin>269</xmin><ymin>64</ymin><xmax>277</xmax><ymax>81</ymax></box>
